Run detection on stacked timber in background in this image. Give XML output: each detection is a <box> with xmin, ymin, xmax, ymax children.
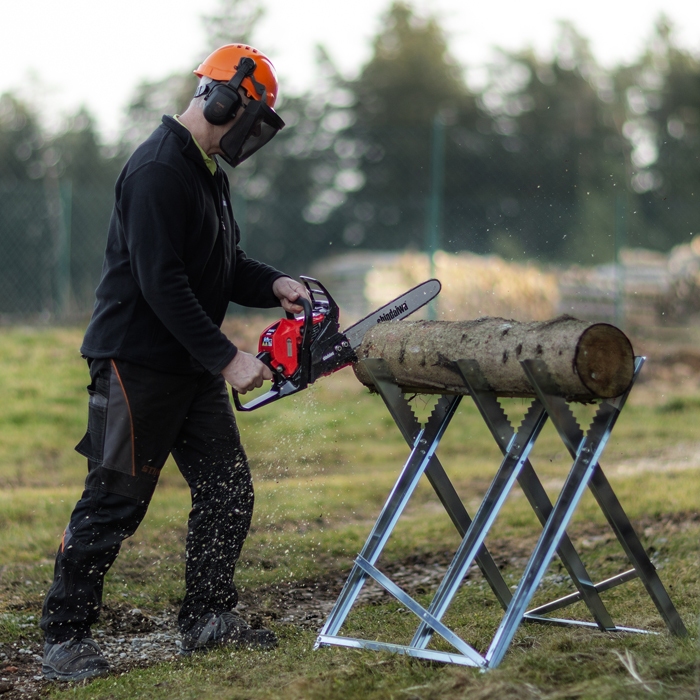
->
<box><xmin>557</xmin><ymin>249</ymin><xmax>669</xmax><ymax>326</ymax></box>
<box><xmin>354</xmin><ymin>317</ymin><xmax>635</xmax><ymax>401</ymax></box>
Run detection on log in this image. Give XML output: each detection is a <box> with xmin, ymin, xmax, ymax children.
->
<box><xmin>353</xmin><ymin>316</ymin><xmax>635</xmax><ymax>400</ymax></box>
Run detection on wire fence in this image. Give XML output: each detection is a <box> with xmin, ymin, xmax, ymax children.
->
<box><xmin>0</xmin><ymin>123</ymin><xmax>697</xmax><ymax>324</ymax></box>
<box><xmin>0</xmin><ymin>179</ymin><xmax>114</xmax><ymax>320</ymax></box>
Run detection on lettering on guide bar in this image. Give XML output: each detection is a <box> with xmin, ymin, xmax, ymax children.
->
<box><xmin>376</xmin><ymin>303</ymin><xmax>409</xmax><ymax>324</ymax></box>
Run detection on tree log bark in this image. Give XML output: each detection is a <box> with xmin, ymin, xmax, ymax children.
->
<box><xmin>353</xmin><ymin>316</ymin><xmax>635</xmax><ymax>400</ymax></box>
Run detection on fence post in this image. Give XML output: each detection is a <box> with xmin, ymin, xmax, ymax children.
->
<box><xmin>425</xmin><ymin>114</ymin><xmax>445</xmax><ymax>320</ymax></box>
<box><xmin>614</xmin><ymin>194</ymin><xmax>626</xmax><ymax>330</ymax></box>
<box><xmin>56</xmin><ymin>180</ymin><xmax>73</xmax><ymax>320</ymax></box>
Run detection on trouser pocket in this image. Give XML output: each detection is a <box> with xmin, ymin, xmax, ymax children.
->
<box><xmin>75</xmin><ymin>375</ymin><xmax>109</xmax><ymax>462</ymax></box>
<box><xmin>75</xmin><ymin>361</ymin><xmax>135</xmax><ymax>477</ymax></box>
<box><xmin>75</xmin><ymin>360</ymin><xmax>146</xmax><ymax>499</ymax></box>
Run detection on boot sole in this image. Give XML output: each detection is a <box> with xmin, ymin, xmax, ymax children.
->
<box><xmin>42</xmin><ymin>664</ymin><xmax>110</xmax><ymax>682</ymax></box>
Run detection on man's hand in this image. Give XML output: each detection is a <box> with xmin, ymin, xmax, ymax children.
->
<box><xmin>222</xmin><ymin>351</ymin><xmax>273</xmax><ymax>394</ymax></box>
<box><xmin>272</xmin><ymin>277</ymin><xmax>311</xmax><ymax>315</ymax></box>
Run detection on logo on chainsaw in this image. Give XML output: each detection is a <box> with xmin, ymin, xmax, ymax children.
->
<box><xmin>375</xmin><ymin>302</ymin><xmax>409</xmax><ymax>324</ymax></box>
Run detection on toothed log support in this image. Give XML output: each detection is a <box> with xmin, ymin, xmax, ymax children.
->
<box><xmin>353</xmin><ymin>316</ymin><xmax>635</xmax><ymax>400</ymax></box>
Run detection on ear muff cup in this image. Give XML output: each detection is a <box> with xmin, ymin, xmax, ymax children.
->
<box><xmin>203</xmin><ymin>83</ymin><xmax>243</xmax><ymax>125</ymax></box>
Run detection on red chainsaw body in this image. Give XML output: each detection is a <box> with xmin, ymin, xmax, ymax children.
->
<box><xmin>258</xmin><ymin>313</ymin><xmax>325</xmax><ymax>376</ymax></box>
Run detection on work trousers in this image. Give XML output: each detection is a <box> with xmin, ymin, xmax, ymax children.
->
<box><xmin>40</xmin><ymin>358</ymin><xmax>254</xmax><ymax>642</ymax></box>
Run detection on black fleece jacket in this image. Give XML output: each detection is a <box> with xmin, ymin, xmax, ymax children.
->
<box><xmin>81</xmin><ymin>116</ymin><xmax>286</xmax><ymax>375</ymax></box>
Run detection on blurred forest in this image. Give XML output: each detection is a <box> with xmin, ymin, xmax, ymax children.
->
<box><xmin>0</xmin><ymin>0</ymin><xmax>699</xmax><ymax>318</ymax></box>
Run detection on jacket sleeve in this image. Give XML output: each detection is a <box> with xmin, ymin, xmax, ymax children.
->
<box><xmin>118</xmin><ymin>162</ymin><xmax>238</xmax><ymax>374</ymax></box>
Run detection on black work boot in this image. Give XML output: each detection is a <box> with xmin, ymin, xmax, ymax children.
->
<box><xmin>180</xmin><ymin>612</ymin><xmax>277</xmax><ymax>655</ymax></box>
<box><xmin>42</xmin><ymin>638</ymin><xmax>110</xmax><ymax>682</ymax></box>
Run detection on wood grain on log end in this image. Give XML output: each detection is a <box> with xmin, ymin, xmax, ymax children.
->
<box><xmin>353</xmin><ymin>316</ymin><xmax>635</xmax><ymax>401</ymax></box>
<box><xmin>575</xmin><ymin>324</ymin><xmax>635</xmax><ymax>398</ymax></box>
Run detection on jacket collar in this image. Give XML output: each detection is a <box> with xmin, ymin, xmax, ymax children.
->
<box><xmin>161</xmin><ymin>115</ymin><xmax>219</xmax><ymax>173</ymax></box>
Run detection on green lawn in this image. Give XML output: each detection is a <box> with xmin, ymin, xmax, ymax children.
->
<box><xmin>0</xmin><ymin>326</ymin><xmax>698</xmax><ymax>699</ymax></box>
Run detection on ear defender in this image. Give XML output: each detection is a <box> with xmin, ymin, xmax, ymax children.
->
<box><xmin>203</xmin><ymin>56</ymin><xmax>257</xmax><ymax>125</ymax></box>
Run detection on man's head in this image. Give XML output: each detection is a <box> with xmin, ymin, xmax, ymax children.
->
<box><xmin>192</xmin><ymin>44</ymin><xmax>285</xmax><ymax>167</ymax></box>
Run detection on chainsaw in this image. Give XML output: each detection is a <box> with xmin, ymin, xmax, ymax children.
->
<box><xmin>233</xmin><ymin>276</ymin><xmax>441</xmax><ymax>411</ymax></box>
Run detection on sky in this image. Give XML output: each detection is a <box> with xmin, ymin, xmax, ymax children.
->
<box><xmin>1</xmin><ymin>0</ymin><xmax>699</xmax><ymax>142</ymax></box>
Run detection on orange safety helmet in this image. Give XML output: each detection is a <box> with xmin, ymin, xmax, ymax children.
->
<box><xmin>194</xmin><ymin>44</ymin><xmax>279</xmax><ymax>109</ymax></box>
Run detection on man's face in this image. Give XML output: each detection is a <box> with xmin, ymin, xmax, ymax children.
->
<box><xmin>235</xmin><ymin>89</ymin><xmax>263</xmax><ymax>138</ymax></box>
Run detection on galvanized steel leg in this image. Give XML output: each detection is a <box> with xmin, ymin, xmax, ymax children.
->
<box><xmin>485</xmin><ymin>357</ymin><xmax>647</xmax><ymax>666</ymax></box>
<box><xmin>316</xmin><ymin>364</ymin><xmax>461</xmax><ymax>642</ymax></box>
<box><xmin>410</xmin><ymin>383</ymin><xmax>548</xmax><ymax>650</ymax></box>
<box><xmin>361</xmin><ymin>358</ymin><xmax>513</xmax><ymax>609</ymax></box>
<box><xmin>455</xmin><ymin>360</ymin><xmax>617</xmax><ymax>631</ymax></box>
<box><xmin>520</xmin><ymin>358</ymin><xmax>686</xmax><ymax>638</ymax></box>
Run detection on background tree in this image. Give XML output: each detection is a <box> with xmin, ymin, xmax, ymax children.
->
<box><xmin>201</xmin><ymin>0</ymin><xmax>264</xmax><ymax>49</ymax></box>
<box><xmin>476</xmin><ymin>23</ymin><xmax>629</xmax><ymax>264</ymax></box>
<box><xmin>0</xmin><ymin>95</ymin><xmax>54</xmax><ymax>313</ymax></box>
<box><xmin>120</xmin><ymin>74</ymin><xmax>196</xmax><ymax>154</ymax></box>
<box><xmin>49</xmin><ymin>109</ymin><xmax>124</xmax><ymax>308</ymax></box>
<box><xmin>5</xmin><ymin>0</ymin><xmax>700</xmax><ymax>319</ymax></box>
<box><xmin>614</xmin><ymin>17</ymin><xmax>700</xmax><ymax>252</ymax></box>
<box><xmin>329</xmin><ymin>1</ymin><xmax>480</xmax><ymax>253</ymax></box>
<box><xmin>0</xmin><ymin>94</ymin><xmax>47</xmax><ymax>183</ymax></box>
<box><xmin>0</xmin><ymin>96</ymin><xmax>125</xmax><ymax>315</ymax></box>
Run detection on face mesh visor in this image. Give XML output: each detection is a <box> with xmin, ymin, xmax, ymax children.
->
<box><xmin>219</xmin><ymin>100</ymin><xmax>285</xmax><ymax>167</ymax></box>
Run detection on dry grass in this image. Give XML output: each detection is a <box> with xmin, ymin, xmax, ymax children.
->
<box><xmin>366</xmin><ymin>250</ymin><xmax>560</xmax><ymax>321</ymax></box>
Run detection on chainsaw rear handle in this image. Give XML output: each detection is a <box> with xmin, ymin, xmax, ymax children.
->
<box><xmin>233</xmin><ymin>295</ymin><xmax>313</xmax><ymax>412</ymax></box>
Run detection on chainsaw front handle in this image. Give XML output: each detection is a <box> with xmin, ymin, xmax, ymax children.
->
<box><xmin>232</xmin><ymin>378</ymin><xmax>305</xmax><ymax>411</ymax></box>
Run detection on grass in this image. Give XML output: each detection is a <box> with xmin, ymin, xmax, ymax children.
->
<box><xmin>0</xmin><ymin>325</ymin><xmax>698</xmax><ymax>698</ymax></box>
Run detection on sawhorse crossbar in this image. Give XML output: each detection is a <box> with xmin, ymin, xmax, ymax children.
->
<box><xmin>315</xmin><ymin>356</ymin><xmax>687</xmax><ymax>667</ymax></box>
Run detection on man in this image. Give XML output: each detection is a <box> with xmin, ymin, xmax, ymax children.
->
<box><xmin>40</xmin><ymin>44</ymin><xmax>308</xmax><ymax>681</ymax></box>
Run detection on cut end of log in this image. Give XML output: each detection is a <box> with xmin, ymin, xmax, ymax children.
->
<box><xmin>574</xmin><ymin>323</ymin><xmax>635</xmax><ymax>398</ymax></box>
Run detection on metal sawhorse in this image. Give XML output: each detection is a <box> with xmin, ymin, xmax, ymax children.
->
<box><xmin>315</xmin><ymin>356</ymin><xmax>687</xmax><ymax>667</ymax></box>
